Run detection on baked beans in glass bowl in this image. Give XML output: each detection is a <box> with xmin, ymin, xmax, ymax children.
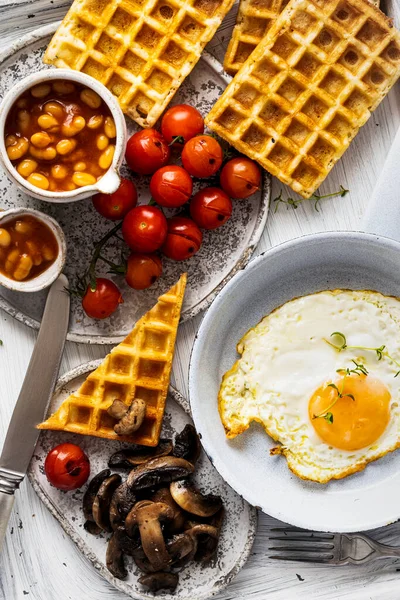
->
<box><xmin>0</xmin><ymin>70</ymin><xmax>127</xmax><ymax>203</ymax></box>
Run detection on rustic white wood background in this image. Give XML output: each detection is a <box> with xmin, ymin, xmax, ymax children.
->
<box><xmin>1</xmin><ymin>0</ymin><xmax>400</xmax><ymax>598</ymax></box>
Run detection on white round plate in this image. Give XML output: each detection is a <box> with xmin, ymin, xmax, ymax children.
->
<box><xmin>0</xmin><ymin>24</ymin><xmax>270</xmax><ymax>344</ymax></box>
<box><xmin>28</xmin><ymin>360</ymin><xmax>257</xmax><ymax>600</ymax></box>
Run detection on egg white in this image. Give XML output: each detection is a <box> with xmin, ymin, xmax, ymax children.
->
<box><xmin>219</xmin><ymin>290</ymin><xmax>400</xmax><ymax>483</ymax></box>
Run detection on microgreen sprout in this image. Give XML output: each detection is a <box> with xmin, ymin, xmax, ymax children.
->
<box><xmin>273</xmin><ymin>185</ymin><xmax>349</xmax><ymax>213</ymax></box>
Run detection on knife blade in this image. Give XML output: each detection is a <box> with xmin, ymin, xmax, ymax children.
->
<box><xmin>0</xmin><ymin>273</ymin><xmax>70</xmax><ymax>549</ymax></box>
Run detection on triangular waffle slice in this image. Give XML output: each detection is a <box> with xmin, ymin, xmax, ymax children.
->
<box><xmin>38</xmin><ymin>274</ymin><xmax>186</xmax><ymax>446</ymax></box>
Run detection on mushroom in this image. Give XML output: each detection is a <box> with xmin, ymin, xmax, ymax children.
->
<box><xmin>167</xmin><ymin>532</ymin><xmax>196</xmax><ymax>565</ymax></box>
<box><xmin>186</xmin><ymin>524</ymin><xmax>219</xmax><ymax>563</ymax></box>
<box><xmin>106</xmin><ymin>531</ymin><xmax>127</xmax><ymax>580</ymax></box>
<box><xmin>109</xmin><ymin>482</ymin><xmax>137</xmax><ymax>531</ymax></box>
<box><xmin>92</xmin><ymin>473</ymin><xmax>122</xmax><ymax>533</ymax></box>
<box><xmin>173</xmin><ymin>424</ymin><xmax>201</xmax><ymax>465</ymax></box>
<box><xmin>114</xmin><ymin>398</ymin><xmax>146</xmax><ymax>436</ymax></box>
<box><xmin>107</xmin><ymin>399</ymin><xmax>129</xmax><ymax>420</ymax></box>
<box><xmin>132</xmin><ymin>546</ymin><xmax>159</xmax><ymax>573</ymax></box>
<box><xmin>108</xmin><ymin>440</ymin><xmax>173</xmax><ymax>468</ymax></box>
<box><xmin>82</xmin><ymin>468</ymin><xmax>111</xmax><ymax>530</ymax></box>
<box><xmin>151</xmin><ymin>487</ymin><xmax>185</xmax><ymax>533</ymax></box>
<box><xmin>125</xmin><ymin>500</ymin><xmax>174</xmax><ymax>570</ymax></box>
<box><xmin>114</xmin><ymin>525</ymin><xmax>141</xmax><ymax>557</ymax></box>
<box><xmin>170</xmin><ymin>480</ymin><xmax>222</xmax><ymax>517</ymax></box>
<box><xmin>138</xmin><ymin>572</ymin><xmax>179</xmax><ymax>593</ymax></box>
<box><xmin>127</xmin><ymin>456</ymin><xmax>194</xmax><ymax>491</ymax></box>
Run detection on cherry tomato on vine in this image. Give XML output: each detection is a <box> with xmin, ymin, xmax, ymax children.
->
<box><xmin>125</xmin><ymin>129</ymin><xmax>170</xmax><ymax>175</ymax></box>
<box><xmin>150</xmin><ymin>165</ymin><xmax>193</xmax><ymax>208</ymax></box>
<box><xmin>220</xmin><ymin>157</ymin><xmax>261</xmax><ymax>199</ymax></box>
<box><xmin>92</xmin><ymin>178</ymin><xmax>138</xmax><ymax>221</ymax></box>
<box><xmin>181</xmin><ymin>135</ymin><xmax>223</xmax><ymax>178</ymax></box>
<box><xmin>162</xmin><ymin>217</ymin><xmax>202</xmax><ymax>261</ymax></box>
<box><xmin>190</xmin><ymin>187</ymin><xmax>232</xmax><ymax>230</ymax></box>
<box><xmin>44</xmin><ymin>443</ymin><xmax>90</xmax><ymax>491</ymax></box>
<box><xmin>161</xmin><ymin>104</ymin><xmax>204</xmax><ymax>145</ymax></box>
<box><xmin>82</xmin><ymin>278</ymin><xmax>123</xmax><ymax>319</ymax></box>
<box><xmin>125</xmin><ymin>253</ymin><xmax>163</xmax><ymax>290</ymax></box>
<box><xmin>122</xmin><ymin>205</ymin><xmax>167</xmax><ymax>252</ymax></box>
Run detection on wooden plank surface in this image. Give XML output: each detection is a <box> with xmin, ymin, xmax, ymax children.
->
<box><xmin>0</xmin><ymin>0</ymin><xmax>400</xmax><ymax>598</ymax></box>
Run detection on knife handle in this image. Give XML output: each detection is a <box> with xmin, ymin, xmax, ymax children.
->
<box><xmin>0</xmin><ymin>492</ymin><xmax>14</xmax><ymax>551</ymax></box>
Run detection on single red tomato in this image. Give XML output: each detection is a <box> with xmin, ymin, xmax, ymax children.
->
<box><xmin>190</xmin><ymin>187</ymin><xmax>232</xmax><ymax>230</ymax></box>
<box><xmin>150</xmin><ymin>166</ymin><xmax>193</xmax><ymax>208</ymax></box>
<box><xmin>44</xmin><ymin>443</ymin><xmax>90</xmax><ymax>491</ymax></box>
<box><xmin>161</xmin><ymin>104</ymin><xmax>204</xmax><ymax>144</ymax></box>
<box><xmin>125</xmin><ymin>129</ymin><xmax>170</xmax><ymax>175</ymax></box>
<box><xmin>162</xmin><ymin>216</ymin><xmax>202</xmax><ymax>261</ymax></box>
<box><xmin>125</xmin><ymin>253</ymin><xmax>162</xmax><ymax>290</ymax></box>
<box><xmin>181</xmin><ymin>135</ymin><xmax>223</xmax><ymax>178</ymax></box>
<box><xmin>220</xmin><ymin>157</ymin><xmax>261</xmax><ymax>199</ymax></box>
<box><xmin>122</xmin><ymin>205</ymin><xmax>167</xmax><ymax>252</ymax></box>
<box><xmin>82</xmin><ymin>278</ymin><xmax>123</xmax><ymax>319</ymax></box>
<box><xmin>92</xmin><ymin>178</ymin><xmax>138</xmax><ymax>220</ymax></box>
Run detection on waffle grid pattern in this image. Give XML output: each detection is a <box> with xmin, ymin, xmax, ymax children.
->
<box><xmin>207</xmin><ymin>0</ymin><xmax>400</xmax><ymax>198</ymax></box>
<box><xmin>43</xmin><ymin>0</ymin><xmax>235</xmax><ymax>127</ymax></box>
<box><xmin>38</xmin><ymin>274</ymin><xmax>187</xmax><ymax>446</ymax></box>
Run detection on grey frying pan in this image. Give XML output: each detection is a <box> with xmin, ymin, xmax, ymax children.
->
<box><xmin>189</xmin><ymin>126</ymin><xmax>400</xmax><ymax>532</ymax></box>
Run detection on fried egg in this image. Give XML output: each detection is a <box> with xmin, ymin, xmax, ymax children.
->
<box><xmin>218</xmin><ymin>290</ymin><xmax>400</xmax><ymax>483</ymax></box>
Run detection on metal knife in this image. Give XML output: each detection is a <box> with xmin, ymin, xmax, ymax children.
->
<box><xmin>0</xmin><ymin>274</ymin><xmax>70</xmax><ymax>550</ymax></box>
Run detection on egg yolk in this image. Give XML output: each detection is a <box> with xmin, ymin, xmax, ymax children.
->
<box><xmin>309</xmin><ymin>375</ymin><xmax>391</xmax><ymax>451</ymax></box>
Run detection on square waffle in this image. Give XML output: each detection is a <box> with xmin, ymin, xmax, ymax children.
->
<box><xmin>224</xmin><ymin>0</ymin><xmax>379</xmax><ymax>76</ymax></box>
<box><xmin>43</xmin><ymin>0</ymin><xmax>235</xmax><ymax>128</ymax></box>
<box><xmin>207</xmin><ymin>0</ymin><xmax>400</xmax><ymax>198</ymax></box>
<box><xmin>38</xmin><ymin>274</ymin><xmax>186</xmax><ymax>446</ymax></box>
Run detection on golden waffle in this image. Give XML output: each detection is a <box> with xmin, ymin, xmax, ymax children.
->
<box><xmin>38</xmin><ymin>274</ymin><xmax>186</xmax><ymax>446</ymax></box>
<box><xmin>43</xmin><ymin>0</ymin><xmax>235</xmax><ymax>128</ymax></box>
<box><xmin>224</xmin><ymin>0</ymin><xmax>380</xmax><ymax>76</ymax></box>
<box><xmin>207</xmin><ymin>0</ymin><xmax>400</xmax><ymax>198</ymax></box>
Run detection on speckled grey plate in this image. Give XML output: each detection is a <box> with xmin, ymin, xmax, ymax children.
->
<box><xmin>0</xmin><ymin>23</ymin><xmax>270</xmax><ymax>344</ymax></box>
<box><xmin>28</xmin><ymin>360</ymin><xmax>257</xmax><ymax>600</ymax></box>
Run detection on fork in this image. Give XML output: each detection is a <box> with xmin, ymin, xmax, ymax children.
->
<box><xmin>269</xmin><ymin>527</ymin><xmax>400</xmax><ymax>565</ymax></box>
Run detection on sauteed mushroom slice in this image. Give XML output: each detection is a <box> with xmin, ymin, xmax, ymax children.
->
<box><xmin>83</xmin><ymin>521</ymin><xmax>102</xmax><ymax>535</ymax></box>
<box><xmin>151</xmin><ymin>487</ymin><xmax>185</xmax><ymax>533</ymax></box>
<box><xmin>125</xmin><ymin>500</ymin><xmax>174</xmax><ymax>570</ymax></box>
<box><xmin>186</xmin><ymin>524</ymin><xmax>220</xmax><ymax>563</ymax></box>
<box><xmin>127</xmin><ymin>456</ymin><xmax>194</xmax><ymax>491</ymax></box>
<box><xmin>173</xmin><ymin>424</ymin><xmax>201</xmax><ymax>465</ymax></box>
<box><xmin>138</xmin><ymin>572</ymin><xmax>179</xmax><ymax>593</ymax></box>
<box><xmin>108</xmin><ymin>440</ymin><xmax>173</xmax><ymax>468</ymax></box>
<box><xmin>107</xmin><ymin>399</ymin><xmax>129</xmax><ymax>420</ymax></box>
<box><xmin>114</xmin><ymin>525</ymin><xmax>141</xmax><ymax>557</ymax></box>
<box><xmin>82</xmin><ymin>468</ymin><xmax>111</xmax><ymax>525</ymax></box>
<box><xmin>109</xmin><ymin>482</ymin><xmax>137</xmax><ymax>531</ymax></box>
<box><xmin>167</xmin><ymin>532</ymin><xmax>196</xmax><ymax>565</ymax></box>
<box><xmin>170</xmin><ymin>480</ymin><xmax>222</xmax><ymax>517</ymax></box>
<box><xmin>106</xmin><ymin>531</ymin><xmax>127</xmax><ymax>580</ymax></box>
<box><xmin>132</xmin><ymin>546</ymin><xmax>159</xmax><ymax>573</ymax></box>
<box><xmin>114</xmin><ymin>398</ymin><xmax>146</xmax><ymax>435</ymax></box>
<box><xmin>92</xmin><ymin>473</ymin><xmax>122</xmax><ymax>533</ymax></box>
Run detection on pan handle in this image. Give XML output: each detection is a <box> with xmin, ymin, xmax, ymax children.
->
<box><xmin>362</xmin><ymin>124</ymin><xmax>400</xmax><ymax>242</ymax></box>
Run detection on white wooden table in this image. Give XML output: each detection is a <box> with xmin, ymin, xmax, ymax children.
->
<box><xmin>1</xmin><ymin>1</ymin><xmax>400</xmax><ymax>598</ymax></box>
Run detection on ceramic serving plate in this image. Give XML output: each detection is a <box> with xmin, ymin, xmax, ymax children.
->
<box><xmin>0</xmin><ymin>23</ymin><xmax>270</xmax><ymax>344</ymax></box>
<box><xmin>28</xmin><ymin>360</ymin><xmax>257</xmax><ymax>600</ymax></box>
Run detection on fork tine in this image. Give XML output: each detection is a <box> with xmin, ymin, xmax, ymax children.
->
<box><xmin>270</xmin><ymin>554</ymin><xmax>332</xmax><ymax>563</ymax></box>
<box><xmin>269</xmin><ymin>541</ymin><xmax>334</xmax><ymax>549</ymax></box>
<box><xmin>269</xmin><ymin>535</ymin><xmax>334</xmax><ymax>543</ymax></box>
<box><xmin>270</xmin><ymin>528</ymin><xmax>334</xmax><ymax>538</ymax></box>
<box><xmin>269</xmin><ymin>545</ymin><xmax>334</xmax><ymax>552</ymax></box>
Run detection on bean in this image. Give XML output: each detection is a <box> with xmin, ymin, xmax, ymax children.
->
<box><xmin>27</xmin><ymin>172</ymin><xmax>50</xmax><ymax>190</ymax></box>
<box><xmin>96</xmin><ymin>134</ymin><xmax>109</xmax><ymax>151</ymax></box>
<box><xmin>66</xmin><ymin>182</ymin><xmax>77</xmax><ymax>191</ymax></box>
<box><xmin>5</xmin><ymin>249</ymin><xmax>20</xmax><ymax>273</ymax></box>
<box><xmin>0</xmin><ymin>229</ymin><xmax>11</xmax><ymax>248</ymax></box>
<box><xmin>15</xmin><ymin>220</ymin><xmax>32</xmax><ymax>234</ymax></box>
<box><xmin>31</xmin><ymin>84</ymin><xmax>51</xmax><ymax>99</ymax></box>
<box><xmin>61</xmin><ymin>116</ymin><xmax>86</xmax><ymax>137</ymax></box>
<box><xmin>99</xmin><ymin>145</ymin><xmax>115</xmax><ymax>170</ymax></box>
<box><xmin>38</xmin><ymin>114</ymin><xmax>59</xmax><ymax>130</ymax></box>
<box><xmin>104</xmin><ymin>116</ymin><xmax>116</xmax><ymax>139</ymax></box>
<box><xmin>56</xmin><ymin>138</ymin><xmax>77</xmax><ymax>155</ymax></box>
<box><xmin>80</xmin><ymin>88</ymin><xmax>102</xmax><ymax>109</ymax></box>
<box><xmin>44</xmin><ymin>101</ymin><xmax>65</xmax><ymax>120</ymax></box>
<box><xmin>51</xmin><ymin>164</ymin><xmax>68</xmax><ymax>180</ymax></box>
<box><xmin>17</xmin><ymin>159</ymin><xmax>38</xmax><ymax>178</ymax></box>
<box><xmin>17</xmin><ymin>110</ymin><xmax>31</xmax><ymax>134</ymax></box>
<box><xmin>14</xmin><ymin>254</ymin><xmax>33</xmax><ymax>281</ymax></box>
<box><xmin>16</xmin><ymin>97</ymin><xmax>29</xmax><ymax>109</ymax></box>
<box><xmin>30</xmin><ymin>132</ymin><xmax>52</xmax><ymax>149</ymax></box>
<box><xmin>72</xmin><ymin>172</ymin><xmax>96</xmax><ymax>187</ymax></box>
<box><xmin>5</xmin><ymin>134</ymin><xmax>18</xmax><ymax>148</ymax></box>
<box><xmin>74</xmin><ymin>161</ymin><xmax>87</xmax><ymax>172</ymax></box>
<box><xmin>42</xmin><ymin>245</ymin><xmax>56</xmax><ymax>261</ymax></box>
<box><xmin>52</xmin><ymin>81</ymin><xmax>75</xmax><ymax>94</ymax></box>
<box><xmin>6</xmin><ymin>137</ymin><xmax>29</xmax><ymax>161</ymax></box>
<box><xmin>87</xmin><ymin>115</ymin><xmax>104</xmax><ymax>129</ymax></box>
<box><xmin>64</xmin><ymin>149</ymin><xmax>85</xmax><ymax>163</ymax></box>
<box><xmin>29</xmin><ymin>146</ymin><xmax>57</xmax><ymax>161</ymax></box>
<box><xmin>25</xmin><ymin>240</ymin><xmax>42</xmax><ymax>266</ymax></box>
